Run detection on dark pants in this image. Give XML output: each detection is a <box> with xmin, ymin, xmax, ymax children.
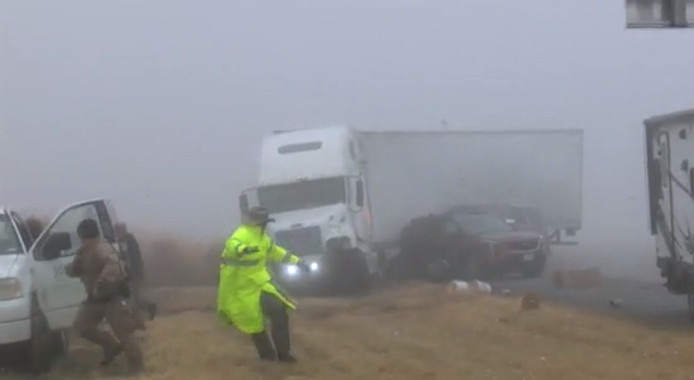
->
<box><xmin>130</xmin><ymin>276</ymin><xmax>157</xmax><ymax>320</ymax></box>
<box><xmin>251</xmin><ymin>291</ymin><xmax>291</xmax><ymax>360</ymax></box>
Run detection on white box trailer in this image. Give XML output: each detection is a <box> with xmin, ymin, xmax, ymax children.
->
<box><xmin>241</xmin><ymin>126</ymin><xmax>584</xmax><ymax>293</ymax></box>
<box><xmin>360</xmin><ymin>129</ymin><xmax>584</xmax><ymax>249</ymax></box>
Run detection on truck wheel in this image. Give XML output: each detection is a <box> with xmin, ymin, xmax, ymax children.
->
<box><xmin>19</xmin><ymin>296</ymin><xmax>58</xmax><ymax>374</ymax></box>
<box><xmin>329</xmin><ymin>249</ymin><xmax>371</xmax><ymax>296</ymax></box>
<box><xmin>522</xmin><ymin>254</ymin><xmax>547</xmax><ymax>278</ymax></box>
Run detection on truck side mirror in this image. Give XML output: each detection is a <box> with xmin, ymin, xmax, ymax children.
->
<box><xmin>356</xmin><ymin>180</ymin><xmax>364</xmax><ymax>208</ymax></box>
<box><xmin>239</xmin><ymin>194</ymin><xmax>249</xmax><ymax>214</ymax></box>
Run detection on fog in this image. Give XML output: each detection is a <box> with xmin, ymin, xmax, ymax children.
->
<box><xmin>1</xmin><ymin>0</ymin><xmax>693</xmax><ymax>244</ymax></box>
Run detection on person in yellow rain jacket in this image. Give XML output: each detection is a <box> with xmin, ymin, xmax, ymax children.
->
<box><xmin>217</xmin><ymin>206</ymin><xmax>310</xmax><ymax>363</ymax></box>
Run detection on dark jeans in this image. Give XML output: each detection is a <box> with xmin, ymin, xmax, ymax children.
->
<box><xmin>251</xmin><ymin>291</ymin><xmax>291</xmax><ymax>360</ymax></box>
<box><xmin>130</xmin><ymin>276</ymin><xmax>157</xmax><ymax>320</ymax></box>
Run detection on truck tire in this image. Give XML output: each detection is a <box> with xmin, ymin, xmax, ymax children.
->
<box><xmin>349</xmin><ymin>249</ymin><xmax>372</xmax><ymax>295</ymax></box>
<box><xmin>18</xmin><ymin>295</ymin><xmax>60</xmax><ymax>374</ymax></box>
<box><xmin>328</xmin><ymin>248</ymin><xmax>371</xmax><ymax>296</ymax></box>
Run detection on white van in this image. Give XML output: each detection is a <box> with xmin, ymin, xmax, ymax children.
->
<box><xmin>0</xmin><ymin>198</ymin><xmax>120</xmax><ymax>373</ymax></box>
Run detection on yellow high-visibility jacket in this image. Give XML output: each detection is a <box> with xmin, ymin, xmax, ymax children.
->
<box><xmin>216</xmin><ymin>223</ymin><xmax>300</xmax><ymax>334</ymax></box>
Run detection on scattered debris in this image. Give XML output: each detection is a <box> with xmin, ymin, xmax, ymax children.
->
<box><xmin>501</xmin><ymin>289</ymin><xmax>511</xmax><ymax>297</ymax></box>
<box><xmin>609</xmin><ymin>299</ymin><xmax>623</xmax><ymax>308</ymax></box>
<box><xmin>447</xmin><ymin>280</ymin><xmax>492</xmax><ymax>295</ymax></box>
<box><xmin>520</xmin><ymin>292</ymin><xmax>541</xmax><ymax>311</ymax></box>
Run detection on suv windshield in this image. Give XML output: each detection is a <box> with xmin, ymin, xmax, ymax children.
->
<box><xmin>0</xmin><ymin>215</ymin><xmax>23</xmax><ymax>255</ymax></box>
<box><xmin>449</xmin><ymin>213</ymin><xmax>513</xmax><ymax>235</ymax></box>
<box><xmin>256</xmin><ymin>176</ymin><xmax>347</xmax><ymax>214</ymax></box>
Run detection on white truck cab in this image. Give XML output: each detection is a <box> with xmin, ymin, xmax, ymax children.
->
<box><xmin>0</xmin><ymin>199</ymin><xmax>120</xmax><ymax>373</ymax></box>
<box><xmin>239</xmin><ymin>126</ymin><xmax>378</xmax><ymax>293</ymax></box>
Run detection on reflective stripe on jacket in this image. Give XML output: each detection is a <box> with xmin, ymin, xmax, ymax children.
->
<box><xmin>216</xmin><ymin>223</ymin><xmax>300</xmax><ymax>334</ymax></box>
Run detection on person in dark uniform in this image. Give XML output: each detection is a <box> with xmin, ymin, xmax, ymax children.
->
<box><xmin>114</xmin><ymin>222</ymin><xmax>157</xmax><ymax>321</ymax></box>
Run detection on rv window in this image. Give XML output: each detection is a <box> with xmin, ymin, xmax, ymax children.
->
<box><xmin>278</xmin><ymin>142</ymin><xmax>322</xmax><ymax>154</ymax></box>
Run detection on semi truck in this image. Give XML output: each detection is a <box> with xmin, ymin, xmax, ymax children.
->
<box><xmin>643</xmin><ymin>108</ymin><xmax>694</xmax><ymax>320</ymax></box>
<box><xmin>239</xmin><ymin>126</ymin><xmax>584</xmax><ymax>293</ymax></box>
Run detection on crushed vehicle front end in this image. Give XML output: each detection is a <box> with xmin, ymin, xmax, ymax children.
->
<box><xmin>445</xmin><ymin>210</ymin><xmax>548</xmax><ymax>279</ymax></box>
<box><xmin>480</xmin><ymin>230</ymin><xmax>548</xmax><ymax>278</ymax></box>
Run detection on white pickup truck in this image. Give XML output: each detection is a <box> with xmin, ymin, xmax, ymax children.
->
<box><xmin>0</xmin><ymin>198</ymin><xmax>120</xmax><ymax>373</ymax></box>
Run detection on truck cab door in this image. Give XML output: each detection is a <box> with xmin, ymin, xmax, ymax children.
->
<box><xmin>29</xmin><ymin>199</ymin><xmax>118</xmax><ymax>330</ymax></box>
<box><xmin>350</xmin><ymin>176</ymin><xmax>372</xmax><ymax>241</ymax></box>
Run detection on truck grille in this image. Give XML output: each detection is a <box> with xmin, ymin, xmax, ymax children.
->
<box><xmin>508</xmin><ymin>239</ymin><xmax>541</xmax><ymax>252</ymax></box>
<box><xmin>273</xmin><ymin>226</ymin><xmax>323</xmax><ymax>256</ymax></box>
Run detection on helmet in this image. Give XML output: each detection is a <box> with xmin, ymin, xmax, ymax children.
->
<box><xmin>243</xmin><ymin>207</ymin><xmax>275</xmax><ymax>225</ymax></box>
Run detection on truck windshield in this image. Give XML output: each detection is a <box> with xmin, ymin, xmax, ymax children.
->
<box><xmin>257</xmin><ymin>177</ymin><xmax>347</xmax><ymax>214</ymax></box>
<box><xmin>0</xmin><ymin>215</ymin><xmax>23</xmax><ymax>255</ymax></box>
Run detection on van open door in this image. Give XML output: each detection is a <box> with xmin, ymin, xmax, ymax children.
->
<box><xmin>29</xmin><ymin>198</ymin><xmax>118</xmax><ymax>330</ymax></box>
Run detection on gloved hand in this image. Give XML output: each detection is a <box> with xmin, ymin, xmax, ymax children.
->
<box><xmin>296</xmin><ymin>260</ymin><xmax>311</xmax><ymax>273</ymax></box>
<box><xmin>241</xmin><ymin>246</ymin><xmax>260</xmax><ymax>255</ymax></box>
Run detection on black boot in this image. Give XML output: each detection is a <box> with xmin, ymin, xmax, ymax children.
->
<box><xmin>261</xmin><ymin>291</ymin><xmax>295</xmax><ymax>363</ymax></box>
<box><xmin>100</xmin><ymin>343</ymin><xmax>124</xmax><ymax>366</ymax></box>
<box><xmin>278</xmin><ymin>353</ymin><xmax>297</xmax><ymax>363</ymax></box>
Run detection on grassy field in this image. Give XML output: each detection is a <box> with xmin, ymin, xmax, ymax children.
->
<box><xmin>3</xmin><ymin>284</ymin><xmax>694</xmax><ymax>380</ymax></box>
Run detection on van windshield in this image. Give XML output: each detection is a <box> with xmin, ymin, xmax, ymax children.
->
<box><xmin>256</xmin><ymin>177</ymin><xmax>347</xmax><ymax>214</ymax></box>
<box><xmin>0</xmin><ymin>215</ymin><xmax>23</xmax><ymax>255</ymax></box>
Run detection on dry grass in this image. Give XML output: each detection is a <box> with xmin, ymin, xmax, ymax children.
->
<box><xmin>6</xmin><ymin>284</ymin><xmax>694</xmax><ymax>380</ymax></box>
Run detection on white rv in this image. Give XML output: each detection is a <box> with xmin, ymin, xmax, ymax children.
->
<box><xmin>240</xmin><ymin>125</ymin><xmax>584</xmax><ymax>293</ymax></box>
<box><xmin>0</xmin><ymin>199</ymin><xmax>120</xmax><ymax>373</ymax></box>
<box><xmin>644</xmin><ymin>108</ymin><xmax>694</xmax><ymax>320</ymax></box>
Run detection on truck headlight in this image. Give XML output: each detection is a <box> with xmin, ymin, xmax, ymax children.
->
<box><xmin>309</xmin><ymin>262</ymin><xmax>319</xmax><ymax>272</ymax></box>
<box><xmin>285</xmin><ymin>265</ymin><xmax>299</xmax><ymax>276</ymax></box>
<box><xmin>0</xmin><ymin>278</ymin><xmax>23</xmax><ymax>301</ymax></box>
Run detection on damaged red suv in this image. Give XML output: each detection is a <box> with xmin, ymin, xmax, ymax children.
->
<box><xmin>444</xmin><ymin>208</ymin><xmax>548</xmax><ymax>278</ymax></box>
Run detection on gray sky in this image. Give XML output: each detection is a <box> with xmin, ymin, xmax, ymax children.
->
<box><xmin>1</xmin><ymin>0</ymin><xmax>693</xmax><ymax>240</ymax></box>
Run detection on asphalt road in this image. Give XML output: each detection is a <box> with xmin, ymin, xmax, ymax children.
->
<box><xmin>490</xmin><ymin>241</ymin><xmax>690</xmax><ymax>327</ymax></box>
